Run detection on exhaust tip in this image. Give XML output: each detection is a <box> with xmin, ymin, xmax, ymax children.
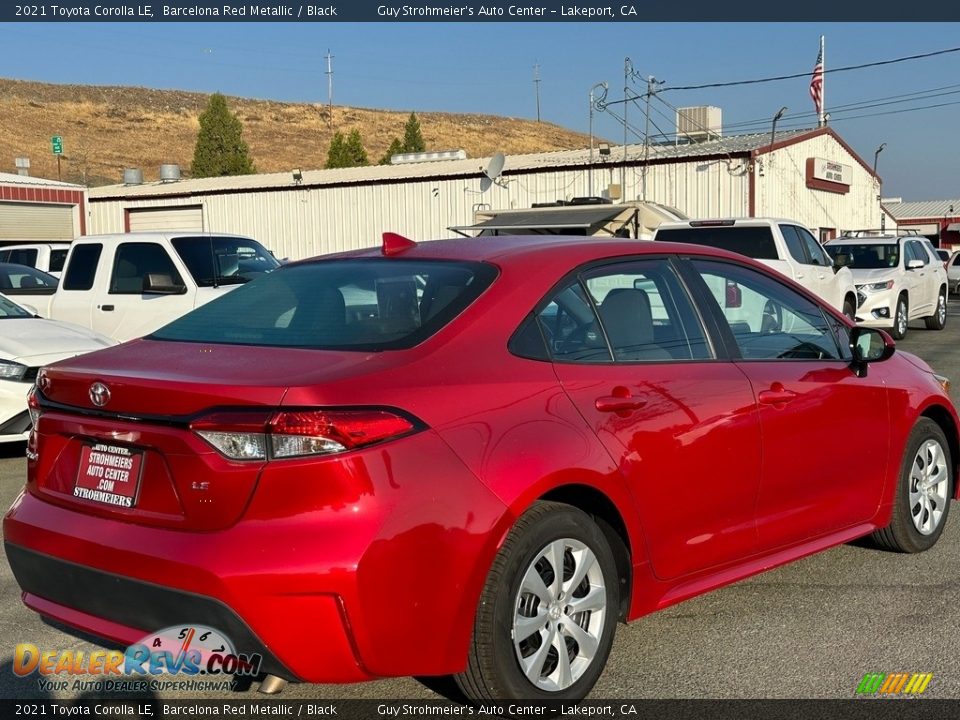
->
<box><xmin>258</xmin><ymin>675</ymin><xmax>288</xmax><ymax>695</ymax></box>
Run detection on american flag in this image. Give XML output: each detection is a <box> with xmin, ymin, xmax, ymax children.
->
<box><xmin>810</xmin><ymin>47</ymin><xmax>824</xmax><ymax>114</ymax></box>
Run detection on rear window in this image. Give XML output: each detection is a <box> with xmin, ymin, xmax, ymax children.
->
<box><xmin>825</xmin><ymin>243</ymin><xmax>899</xmax><ymax>269</ymax></box>
<box><xmin>49</xmin><ymin>249</ymin><xmax>68</xmax><ymax>273</ymax></box>
<box><xmin>656</xmin><ymin>226</ymin><xmax>778</xmax><ymax>260</ymax></box>
<box><xmin>152</xmin><ymin>259</ymin><xmax>498</xmax><ymax>350</ymax></box>
<box><xmin>171</xmin><ymin>236</ymin><xmax>280</xmax><ymax>287</ymax></box>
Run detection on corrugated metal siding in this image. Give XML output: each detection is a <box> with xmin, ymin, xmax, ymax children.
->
<box><xmin>757</xmin><ymin>135</ymin><xmax>880</xmax><ymax>232</ymax></box>
<box><xmin>0</xmin><ymin>202</ymin><xmax>74</xmax><ymax>240</ymax></box>
<box><xmin>90</xmin><ymin>133</ymin><xmax>870</xmax><ymax>261</ymax></box>
<box><xmin>127</xmin><ymin>206</ymin><xmax>203</xmax><ymax>232</ymax></box>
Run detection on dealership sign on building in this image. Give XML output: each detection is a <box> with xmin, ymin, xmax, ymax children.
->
<box><xmin>806</xmin><ymin>157</ymin><xmax>852</xmax><ymax>194</ymax></box>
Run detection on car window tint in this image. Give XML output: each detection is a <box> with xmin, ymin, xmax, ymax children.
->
<box><xmin>172</xmin><ymin>236</ymin><xmax>280</xmax><ymax>287</ymax></box>
<box><xmin>581</xmin><ymin>259</ymin><xmax>712</xmax><ymax>362</ymax></box>
<box><xmin>953</xmin><ymin>255</ymin><xmax>960</xmax><ymax>267</ymax></box>
<box><xmin>153</xmin><ymin>259</ymin><xmax>496</xmax><ymax>351</ymax></box>
<box><xmin>655</xmin><ymin>226</ymin><xmax>778</xmax><ymax>260</ymax></box>
<box><xmin>796</xmin><ymin>226</ymin><xmax>832</xmax><ymax>266</ymax></box>
<box><xmin>779</xmin><ymin>225</ymin><xmax>808</xmax><ymax>264</ymax></box>
<box><xmin>49</xmin><ymin>249</ymin><xmax>68</xmax><ymax>273</ymax></box>
<box><xmin>691</xmin><ymin>259</ymin><xmax>843</xmax><ymax>361</ymax></box>
<box><xmin>110</xmin><ymin>243</ymin><xmax>184</xmax><ymax>294</ymax></box>
<box><xmin>1</xmin><ymin>249</ymin><xmax>38</xmax><ymax>267</ymax></box>
<box><xmin>824</xmin><ymin>243</ymin><xmax>899</xmax><ymax>269</ymax></box>
<box><xmin>61</xmin><ymin>244</ymin><xmax>102</xmax><ymax>291</ymax></box>
<box><xmin>536</xmin><ymin>282</ymin><xmax>612</xmax><ymax>363</ymax></box>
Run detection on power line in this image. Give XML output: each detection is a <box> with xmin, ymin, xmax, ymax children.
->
<box><xmin>663</xmin><ymin>46</ymin><xmax>960</xmax><ymax>92</ymax></box>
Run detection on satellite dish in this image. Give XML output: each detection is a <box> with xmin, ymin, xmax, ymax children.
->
<box><xmin>480</xmin><ymin>152</ymin><xmax>505</xmax><ymax>192</ymax></box>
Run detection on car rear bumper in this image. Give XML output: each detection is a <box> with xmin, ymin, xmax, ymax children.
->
<box><xmin>4</xmin><ymin>431</ymin><xmax>511</xmax><ymax>683</ymax></box>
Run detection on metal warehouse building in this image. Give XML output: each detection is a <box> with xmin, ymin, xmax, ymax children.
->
<box><xmin>87</xmin><ymin>127</ymin><xmax>882</xmax><ymax>261</ymax></box>
<box><xmin>0</xmin><ymin>172</ymin><xmax>87</xmax><ymax>245</ymax></box>
<box><xmin>884</xmin><ymin>198</ymin><xmax>960</xmax><ymax>250</ymax></box>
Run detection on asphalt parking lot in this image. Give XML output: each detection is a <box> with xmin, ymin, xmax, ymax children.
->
<box><xmin>1</xmin><ymin>308</ymin><xmax>959</xmax><ymax>701</ymax></box>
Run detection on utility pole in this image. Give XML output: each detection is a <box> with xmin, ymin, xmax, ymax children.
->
<box><xmin>533</xmin><ymin>63</ymin><xmax>541</xmax><ymax>124</ymax></box>
<box><xmin>623</xmin><ymin>57</ymin><xmax>631</xmax><ymax>199</ymax></box>
<box><xmin>642</xmin><ymin>76</ymin><xmax>654</xmax><ymax>202</ymax></box>
<box><xmin>325</xmin><ymin>49</ymin><xmax>334</xmax><ymax>126</ymax></box>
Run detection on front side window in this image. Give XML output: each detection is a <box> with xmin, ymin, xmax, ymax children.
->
<box><xmin>796</xmin><ymin>226</ymin><xmax>832</xmax><ymax>266</ymax></box>
<box><xmin>172</xmin><ymin>236</ymin><xmax>279</xmax><ymax>287</ymax></box>
<box><xmin>153</xmin><ymin>259</ymin><xmax>497</xmax><ymax>350</ymax></box>
<box><xmin>692</xmin><ymin>259</ymin><xmax>844</xmax><ymax>361</ymax></box>
<box><xmin>110</xmin><ymin>243</ymin><xmax>184</xmax><ymax>294</ymax></box>
<box><xmin>0</xmin><ymin>249</ymin><xmax>38</xmax><ymax>267</ymax></box>
<box><xmin>49</xmin><ymin>249</ymin><xmax>68</xmax><ymax>273</ymax></box>
<box><xmin>906</xmin><ymin>240</ymin><xmax>929</xmax><ymax>266</ymax></box>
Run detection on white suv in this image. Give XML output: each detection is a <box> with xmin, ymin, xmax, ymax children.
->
<box><xmin>653</xmin><ymin>218</ymin><xmax>858</xmax><ymax>317</ymax></box>
<box><xmin>823</xmin><ymin>233</ymin><xmax>948</xmax><ymax>339</ymax></box>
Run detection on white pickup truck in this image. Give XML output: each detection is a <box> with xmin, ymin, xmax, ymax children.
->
<box><xmin>653</xmin><ymin>218</ymin><xmax>859</xmax><ymax>318</ymax></box>
<box><xmin>42</xmin><ymin>232</ymin><xmax>280</xmax><ymax>342</ymax></box>
<box><xmin>0</xmin><ymin>243</ymin><xmax>71</xmax><ymax>278</ymax></box>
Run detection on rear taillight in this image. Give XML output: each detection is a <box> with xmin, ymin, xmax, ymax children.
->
<box><xmin>190</xmin><ymin>409</ymin><xmax>418</xmax><ymax>461</ymax></box>
<box><xmin>27</xmin><ymin>387</ymin><xmax>41</xmax><ymax>428</ymax></box>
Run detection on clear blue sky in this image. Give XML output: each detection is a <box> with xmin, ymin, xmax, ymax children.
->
<box><xmin>4</xmin><ymin>22</ymin><xmax>959</xmax><ymax>200</ymax></box>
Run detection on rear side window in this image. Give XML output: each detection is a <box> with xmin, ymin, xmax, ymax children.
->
<box><xmin>656</xmin><ymin>226</ymin><xmax>779</xmax><ymax>260</ymax></box>
<box><xmin>779</xmin><ymin>225</ymin><xmax>808</xmax><ymax>264</ymax></box>
<box><xmin>152</xmin><ymin>259</ymin><xmax>497</xmax><ymax>350</ymax></box>
<box><xmin>62</xmin><ymin>244</ymin><xmax>103</xmax><ymax>291</ymax></box>
<box><xmin>49</xmin><ymin>249</ymin><xmax>68</xmax><ymax>273</ymax></box>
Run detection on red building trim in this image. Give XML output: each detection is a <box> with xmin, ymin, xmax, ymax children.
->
<box><xmin>0</xmin><ymin>184</ymin><xmax>86</xmax><ymax>235</ymax></box>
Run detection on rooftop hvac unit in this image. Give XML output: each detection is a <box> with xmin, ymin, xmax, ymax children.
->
<box><xmin>123</xmin><ymin>168</ymin><xmax>144</xmax><ymax>185</ymax></box>
<box><xmin>159</xmin><ymin>164</ymin><xmax>181</xmax><ymax>182</ymax></box>
<box><xmin>676</xmin><ymin>106</ymin><xmax>722</xmax><ymax>142</ymax></box>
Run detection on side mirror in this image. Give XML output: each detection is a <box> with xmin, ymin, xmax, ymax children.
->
<box><xmin>142</xmin><ymin>273</ymin><xmax>187</xmax><ymax>295</ymax></box>
<box><xmin>850</xmin><ymin>326</ymin><xmax>895</xmax><ymax>377</ymax></box>
<box><xmin>906</xmin><ymin>259</ymin><xmax>924</xmax><ymax>270</ymax></box>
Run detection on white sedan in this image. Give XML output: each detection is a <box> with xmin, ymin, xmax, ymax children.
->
<box><xmin>0</xmin><ymin>293</ymin><xmax>116</xmax><ymax>443</ymax></box>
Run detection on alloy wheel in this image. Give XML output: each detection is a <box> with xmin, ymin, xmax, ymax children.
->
<box><xmin>938</xmin><ymin>293</ymin><xmax>947</xmax><ymax>325</ymax></box>
<box><xmin>513</xmin><ymin>538</ymin><xmax>607</xmax><ymax>692</ymax></box>
<box><xmin>909</xmin><ymin>438</ymin><xmax>949</xmax><ymax>535</ymax></box>
<box><xmin>896</xmin><ymin>301</ymin><xmax>908</xmax><ymax>337</ymax></box>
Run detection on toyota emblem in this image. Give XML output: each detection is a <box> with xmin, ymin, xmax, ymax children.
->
<box><xmin>89</xmin><ymin>382</ymin><xmax>111</xmax><ymax>408</ymax></box>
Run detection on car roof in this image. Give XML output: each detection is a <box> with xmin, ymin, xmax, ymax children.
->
<box><xmin>290</xmin><ymin>234</ymin><xmax>759</xmax><ymax>271</ymax></box>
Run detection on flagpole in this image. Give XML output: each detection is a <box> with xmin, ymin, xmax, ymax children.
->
<box><xmin>819</xmin><ymin>35</ymin><xmax>826</xmax><ymax>127</ymax></box>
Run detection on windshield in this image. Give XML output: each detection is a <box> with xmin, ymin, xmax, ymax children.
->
<box><xmin>0</xmin><ymin>294</ymin><xmax>32</xmax><ymax>318</ymax></box>
<box><xmin>152</xmin><ymin>259</ymin><xmax>498</xmax><ymax>350</ymax></box>
<box><xmin>171</xmin><ymin>236</ymin><xmax>280</xmax><ymax>287</ymax></box>
<box><xmin>655</xmin><ymin>226</ymin><xmax>778</xmax><ymax>260</ymax></box>
<box><xmin>825</xmin><ymin>243</ymin><xmax>900</xmax><ymax>269</ymax></box>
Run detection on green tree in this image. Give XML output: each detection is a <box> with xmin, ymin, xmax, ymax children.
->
<box><xmin>402</xmin><ymin>112</ymin><xmax>426</xmax><ymax>153</ymax></box>
<box><xmin>190</xmin><ymin>93</ymin><xmax>255</xmax><ymax>178</ymax></box>
<box><xmin>379</xmin><ymin>137</ymin><xmax>404</xmax><ymax>165</ymax></box>
<box><xmin>325</xmin><ymin>129</ymin><xmax>369</xmax><ymax>169</ymax></box>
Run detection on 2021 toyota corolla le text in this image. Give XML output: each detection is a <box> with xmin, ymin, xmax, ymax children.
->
<box><xmin>5</xmin><ymin>235</ymin><xmax>958</xmax><ymax>701</ymax></box>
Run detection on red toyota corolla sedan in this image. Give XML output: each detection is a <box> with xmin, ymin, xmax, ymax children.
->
<box><xmin>5</xmin><ymin>234</ymin><xmax>958</xmax><ymax>701</ymax></box>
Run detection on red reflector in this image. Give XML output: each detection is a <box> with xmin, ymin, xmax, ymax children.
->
<box><xmin>269</xmin><ymin>410</ymin><xmax>415</xmax><ymax>449</ymax></box>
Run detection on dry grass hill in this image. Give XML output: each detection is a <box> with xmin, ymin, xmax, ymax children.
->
<box><xmin>0</xmin><ymin>78</ymin><xmax>594</xmax><ymax>186</ymax></box>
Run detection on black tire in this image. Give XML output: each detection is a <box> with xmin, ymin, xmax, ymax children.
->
<box><xmin>456</xmin><ymin>501</ymin><xmax>619</xmax><ymax>702</ymax></box>
<box><xmin>924</xmin><ymin>288</ymin><xmax>947</xmax><ymax>330</ymax></box>
<box><xmin>871</xmin><ymin>418</ymin><xmax>953</xmax><ymax>553</ymax></box>
<box><xmin>842</xmin><ymin>297</ymin><xmax>856</xmax><ymax>322</ymax></box>
<box><xmin>890</xmin><ymin>294</ymin><xmax>908</xmax><ymax>340</ymax></box>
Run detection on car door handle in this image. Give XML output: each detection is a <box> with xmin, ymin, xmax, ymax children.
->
<box><xmin>595</xmin><ymin>397</ymin><xmax>647</xmax><ymax>413</ymax></box>
<box><xmin>99</xmin><ymin>305</ymin><xmax>114</xmax><ymax>312</ymax></box>
<box><xmin>758</xmin><ymin>384</ymin><xmax>798</xmax><ymax>406</ymax></box>
<box><xmin>595</xmin><ymin>387</ymin><xmax>647</xmax><ymax>414</ymax></box>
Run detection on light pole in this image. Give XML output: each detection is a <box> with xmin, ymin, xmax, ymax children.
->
<box><xmin>873</xmin><ymin>144</ymin><xmax>886</xmax><ymax>231</ymax></box>
<box><xmin>588</xmin><ymin>81</ymin><xmax>608</xmax><ymax>197</ymax></box>
<box><xmin>770</xmin><ymin>106</ymin><xmax>788</xmax><ymax>149</ymax></box>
